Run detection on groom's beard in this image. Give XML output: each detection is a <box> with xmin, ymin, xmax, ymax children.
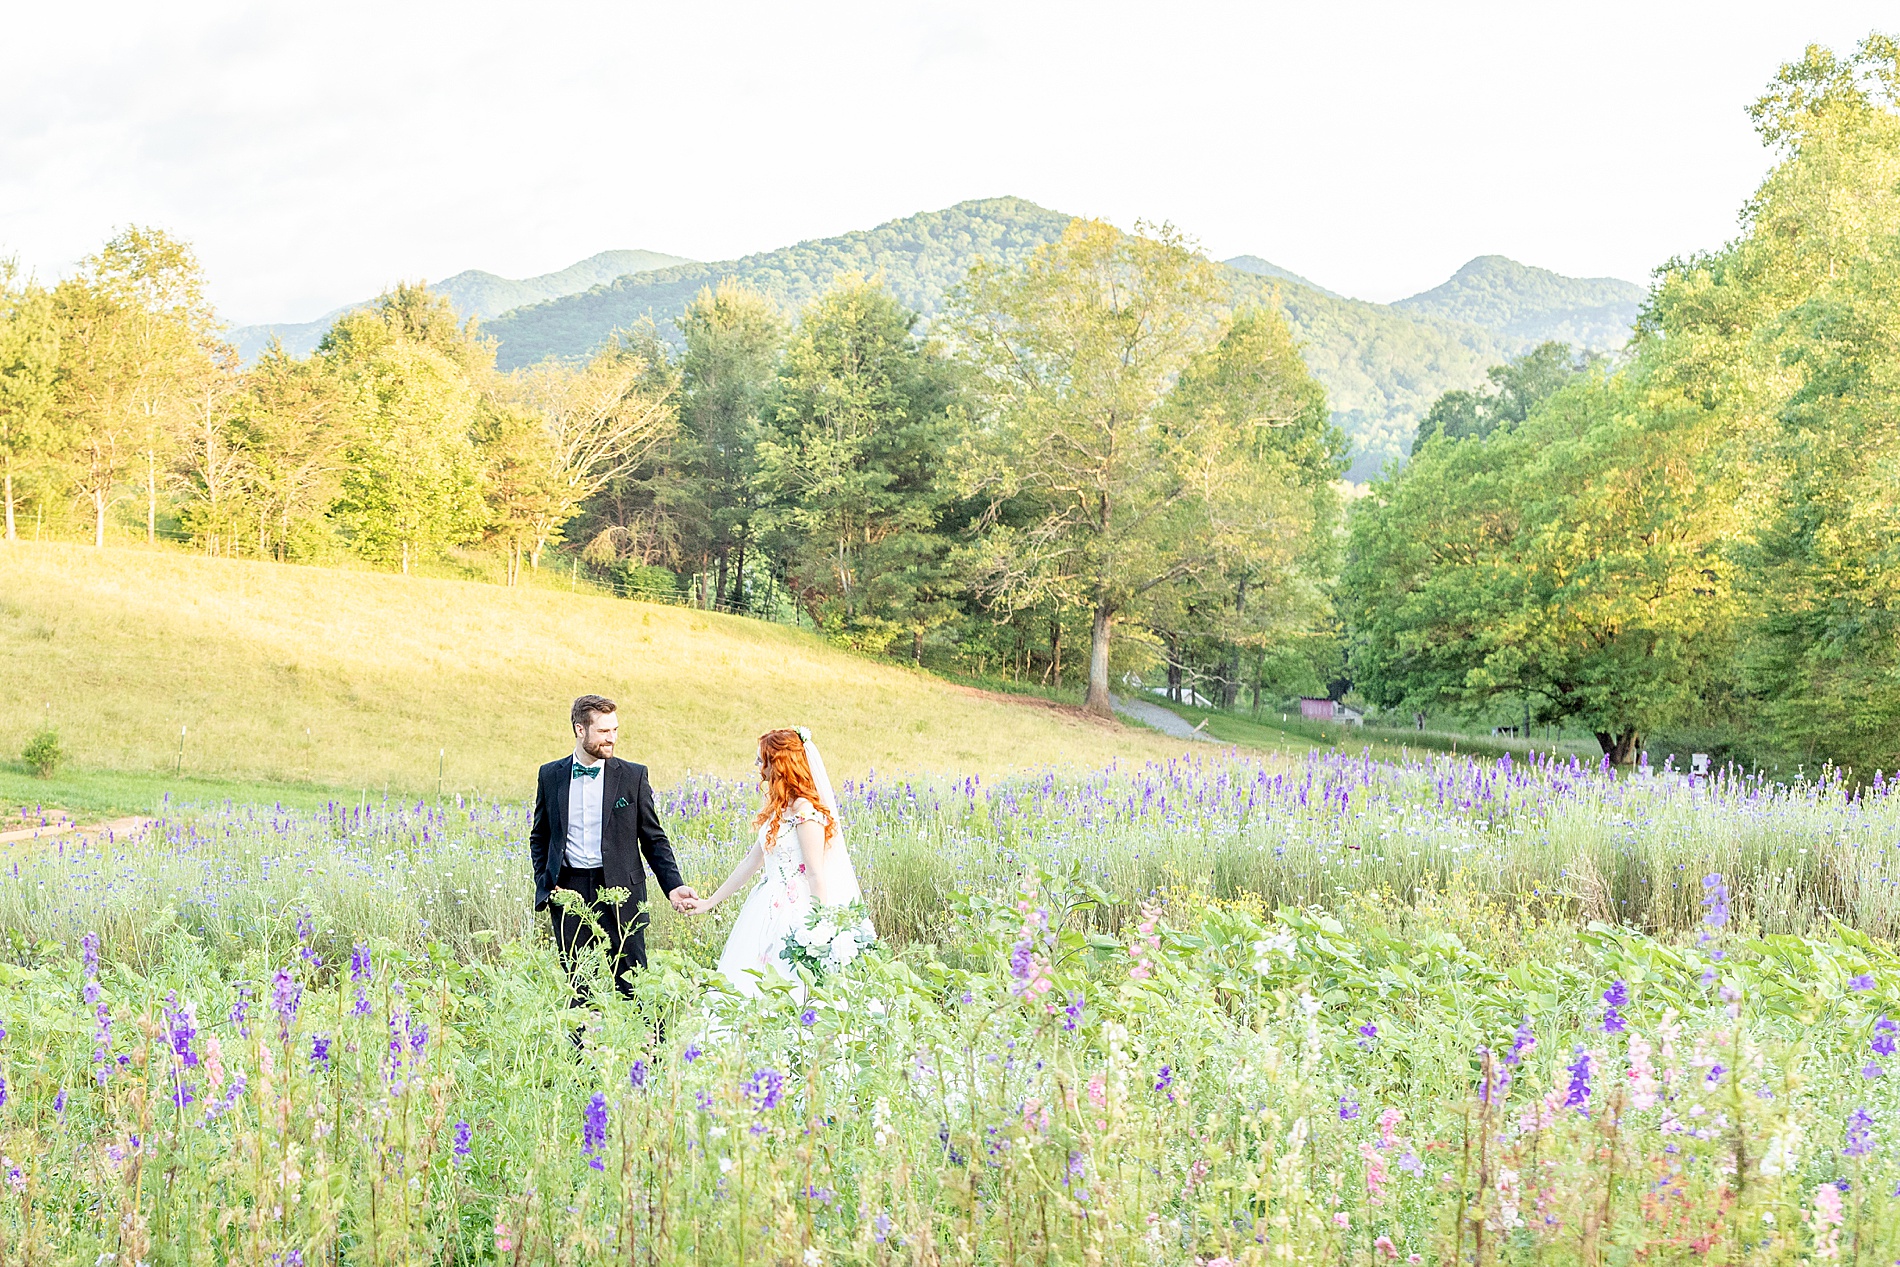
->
<box><xmin>582</xmin><ymin>737</ymin><xmax>613</xmax><ymax>761</ymax></box>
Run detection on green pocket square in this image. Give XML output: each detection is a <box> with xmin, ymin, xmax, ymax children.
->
<box><xmin>614</xmin><ymin>797</ymin><xmax>629</xmax><ymax>809</ymax></box>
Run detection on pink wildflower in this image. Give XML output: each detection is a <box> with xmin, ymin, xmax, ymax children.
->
<box><xmin>1626</xmin><ymin>1035</ymin><xmax>1659</xmax><ymax>1110</ymax></box>
<box><xmin>1360</xmin><ymin>1141</ymin><xmax>1391</xmax><ymax>1205</ymax></box>
<box><xmin>495</xmin><ymin>1219</ymin><xmax>515</xmax><ymax>1254</ymax></box>
<box><xmin>1377</xmin><ymin>1106</ymin><xmax>1404</xmax><ymax>1150</ymax></box>
<box><xmin>1810</xmin><ymin>1182</ymin><xmax>1844</xmax><ymax>1260</ymax></box>
<box><xmin>1373</xmin><ymin>1237</ymin><xmax>1399</xmax><ymax>1260</ymax></box>
<box><xmin>1086</xmin><ymin>1074</ymin><xmax>1107</xmax><ymax>1110</ymax></box>
<box><xmin>204</xmin><ymin>1034</ymin><xmax>225</xmax><ymax>1094</ymax></box>
<box><xmin>1332</xmin><ymin>1211</ymin><xmax>1350</xmax><ymax>1229</ymax></box>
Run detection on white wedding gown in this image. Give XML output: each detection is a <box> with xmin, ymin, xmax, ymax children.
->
<box><xmin>714</xmin><ymin>737</ymin><xmax>869</xmax><ymax>998</ymax></box>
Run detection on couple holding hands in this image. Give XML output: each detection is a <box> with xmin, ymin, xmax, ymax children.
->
<box><xmin>527</xmin><ymin>694</ymin><xmax>866</xmax><ymax>1009</ymax></box>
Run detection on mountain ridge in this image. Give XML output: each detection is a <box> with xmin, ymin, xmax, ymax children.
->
<box><xmin>226</xmin><ymin>200</ymin><xmax>1648</xmax><ymax>479</ymax></box>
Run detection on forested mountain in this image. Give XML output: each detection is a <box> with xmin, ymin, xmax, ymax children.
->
<box><xmin>226</xmin><ymin>199</ymin><xmax>1643</xmax><ymax>479</ymax></box>
<box><xmin>483</xmin><ymin>198</ymin><xmax>1076</xmax><ymax>368</ymax></box>
<box><xmin>1393</xmin><ymin>255</ymin><xmax>1645</xmax><ymax>352</ymax></box>
<box><xmin>225</xmin><ymin>248</ymin><xmax>693</xmax><ymax>361</ymax></box>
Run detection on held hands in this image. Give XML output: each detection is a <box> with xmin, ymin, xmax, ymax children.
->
<box><xmin>677</xmin><ymin>893</ymin><xmax>718</xmax><ymax>917</ymax></box>
<box><xmin>666</xmin><ymin>885</ymin><xmax>701</xmax><ymax>914</ymax></box>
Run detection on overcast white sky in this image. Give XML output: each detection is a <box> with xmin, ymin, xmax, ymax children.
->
<box><xmin>2</xmin><ymin>1</ymin><xmax>1891</xmax><ymax>325</ymax></box>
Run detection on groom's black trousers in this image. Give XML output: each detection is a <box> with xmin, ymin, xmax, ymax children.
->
<box><xmin>549</xmin><ymin>864</ymin><xmax>647</xmax><ymax>1007</ymax></box>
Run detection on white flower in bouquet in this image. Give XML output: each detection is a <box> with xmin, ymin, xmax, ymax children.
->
<box><xmin>827</xmin><ymin>929</ymin><xmax>861</xmax><ymax>969</ymax></box>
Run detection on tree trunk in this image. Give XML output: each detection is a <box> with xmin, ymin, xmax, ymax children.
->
<box><xmin>1050</xmin><ymin>613</ymin><xmax>1063</xmax><ymax>687</ymax></box>
<box><xmin>1084</xmin><ymin>605</ymin><xmax>1114</xmax><ymax>717</ymax></box>
<box><xmin>146</xmin><ymin>451</ymin><xmax>157</xmax><ymax>544</ymax></box>
<box><xmin>3</xmin><ymin>467</ymin><xmax>14</xmax><ymax>541</ymax></box>
<box><xmin>93</xmin><ymin>493</ymin><xmax>106</xmax><ymax>548</ymax></box>
<box><xmin>912</xmin><ymin>627</ymin><xmax>923</xmax><ymax>666</ymax></box>
<box><xmin>728</xmin><ymin>534</ymin><xmax>748</xmax><ymax>612</ymax></box>
<box><xmin>1594</xmin><ymin>728</ymin><xmax>1642</xmax><ymax>766</ymax></box>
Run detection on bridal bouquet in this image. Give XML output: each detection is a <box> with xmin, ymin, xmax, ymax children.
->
<box><xmin>781</xmin><ymin>902</ymin><xmax>880</xmax><ymax>980</ymax></box>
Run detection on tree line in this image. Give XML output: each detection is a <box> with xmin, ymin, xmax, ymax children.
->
<box><xmin>0</xmin><ymin>219</ymin><xmax>1346</xmax><ymax>716</ymax></box>
<box><xmin>1342</xmin><ymin>34</ymin><xmax>1900</xmax><ymax>774</ymax></box>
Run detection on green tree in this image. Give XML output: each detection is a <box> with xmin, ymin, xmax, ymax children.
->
<box><xmin>756</xmin><ymin>277</ymin><xmax>961</xmax><ymax>654</ymax></box>
<box><xmin>324</xmin><ymin>287</ymin><xmax>488</xmax><ymax>572</ymax></box>
<box><xmin>1345</xmin><ymin>370</ymin><xmax>1735</xmax><ymax>762</ymax></box>
<box><xmin>1410</xmin><ymin>341</ymin><xmax>1590</xmax><ymax>452</ymax></box>
<box><xmin>485</xmin><ymin>335</ymin><xmax>678</xmax><ymax>584</ymax></box>
<box><xmin>0</xmin><ymin>264</ymin><xmax>61</xmax><ymax>541</ymax></box>
<box><xmin>950</xmin><ymin>218</ymin><xmax>1272</xmax><ymax>715</ymax></box>
<box><xmin>227</xmin><ymin>344</ymin><xmax>354</xmax><ymax>560</ymax></box>
<box><xmin>1638</xmin><ymin>34</ymin><xmax>1900</xmax><ymax>772</ymax></box>
<box><xmin>1152</xmin><ymin>308</ymin><xmax>1349</xmax><ymax>707</ymax></box>
<box><xmin>675</xmin><ymin>284</ymin><xmax>785</xmax><ymax>609</ymax></box>
<box><xmin>52</xmin><ymin>228</ymin><xmax>219</xmax><ymax>548</ymax></box>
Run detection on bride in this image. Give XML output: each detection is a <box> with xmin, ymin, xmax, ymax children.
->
<box><xmin>683</xmin><ymin>727</ymin><xmax>868</xmax><ymax>996</ymax></box>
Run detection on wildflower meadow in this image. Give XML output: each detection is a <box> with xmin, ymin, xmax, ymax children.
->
<box><xmin>3</xmin><ymin>749</ymin><xmax>1900</xmax><ymax>1263</ymax></box>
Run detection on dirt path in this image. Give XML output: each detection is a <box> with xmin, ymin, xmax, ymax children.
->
<box><xmin>0</xmin><ymin>815</ymin><xmax>156</xmax><ymax>847</ymax></box>
<box><xmin>1111</xmin><ymin>695</ymin><xmax>1215</xmax><ymax>742</ymax></box>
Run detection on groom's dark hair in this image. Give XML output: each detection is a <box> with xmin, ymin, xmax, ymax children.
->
<box><xmin>571</xmin><ymin>694</ymin><xmax>617</xmax><ymax>730</ymax></box>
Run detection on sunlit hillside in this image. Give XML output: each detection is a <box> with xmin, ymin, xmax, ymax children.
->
<box><xmin>0</xmin><ymin>544</ymin><xmax>1183</xmax><ymax>797</ymax></box>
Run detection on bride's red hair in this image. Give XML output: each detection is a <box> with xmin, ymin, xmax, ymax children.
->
<box><xmin>753</xmin><ymin>729</ymin><xmax>836</xmax><ymax>849</ymax></box>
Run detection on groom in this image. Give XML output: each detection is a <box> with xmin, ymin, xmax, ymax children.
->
<box><xmin>529</xmin><ymin>694</ymin><xmax>696</xmax><ymax>1008</ymax></box>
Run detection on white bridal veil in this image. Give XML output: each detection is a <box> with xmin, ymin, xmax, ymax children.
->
<box><xmin>797</xmin><ymin>728</ymin><xmax>865</xmax><ymax>909</ymax></box>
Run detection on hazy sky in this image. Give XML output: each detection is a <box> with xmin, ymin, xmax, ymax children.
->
<box><xmin>3</xmin><ymin>1</ymin><xmax>1892</xmax><ymax>325</ymax></box>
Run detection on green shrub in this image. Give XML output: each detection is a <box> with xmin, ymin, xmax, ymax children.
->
<box><xmin>21</xmin><ymin>727</ymin><xmax>61</xmax><ymax>778</ymax></box>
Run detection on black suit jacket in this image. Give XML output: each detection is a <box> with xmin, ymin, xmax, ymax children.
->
<box><xmin>528</xmin><ymin>755</ymin><xmax>685</xmax><ymax>912</ymax></box>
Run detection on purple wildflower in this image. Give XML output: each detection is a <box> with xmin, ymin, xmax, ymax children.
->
<box><xmin>1357</xmin><ymin>1021</ymin><xmax>1379</xmax><ymax>1049</ymax></box>
<box><xmin>81</xmin><ymin>932</ymin><xmax>99</xmax><ymax>979</ymax></box>
<box><xmin>628</xmin><ymin>1059</ymin><xmax>647</xmax><ymax>1090</ymax></box>
<box><xmin>743</xmin><ymin>1068</ymin><xmax>785</xmax><ymax>1111</ymax></box>
<box><xmin>873</xmin><ymin>1211</ymin><xmax>892</xmax><ymax>1242</ymax></box>
<box><xmin>1701</xmin><ymin>874</ymin><xmax>1729</xmax><ymax>928</ymax></box>
<box><xmin>1564</xmin><ymin>1047</ymin><xmax>1593</xmax><ymax>1116</ymax></box>
<box><xmin>1505</xmin><ymin>1016</ymin><xmax>1535</xmax><ymax>1065</ymax></box>
<box><xmin>1338</xmin><ymin>1095</ymin><xmax>1361</xmax><ymax>1121</ymax></box>
<box><xmin>799</xmin><ymin>1007</ymin><xmax>817</xmax><ymax>1027</ymax></box>
<box><xmin>350</xmin><ymin>944</ymin><xmax>373</xmax><ymax>1017</ymax></box>
<box><xmin>53</xmin><ymin>1088</ymin><xmax>66</xmax><ymax>1123</ymax></box>
<box><xmin>1705</xmin><ymin>1063</ymin><xmax>1726</xmax><ymax>1087</ymax></box>
<box><xmin>1850</xmin><ymin>973</ymin><xmax>1877</xmax><ymax>992</ymax></box>
<box><xmin>163</xmin><ymin>993</ymin><xmax>200</xmax><ymax>1069</ymax></box>
<box><xmin>1873</xmin><ymin>1016</ymin><xmax>1898</xmax><ymax>1059</ymax></box>
<box><xmin>581</xmin><ymin>1092</ymin><xmax>608</xmax><ymax>1170</ymax></box>
<box><xmin>452</xmin><ymin>1120</ymin><xmax>472</xmax><ymax>1164</ymax></box>
<box><xmin>310</xmin><ymin>1035</ymin><xmax>331</xmax><ymax>1071</ymax></box>
<box><xmin>228</xmin><ymin>985</ymin><xmax>252</xmax><ymax>1038</ymax></box>
<box><xmin>1844</xmin><ymin>1107</ymin><xmax>1877</xmax><ymax>1158</ymax></box>
<box><xmin>1062</xmin><ymin>992</ymin><xmax>1084</xmax><ymax>1031</ymax></box>
<box><xmin>682</xmin><ymin>1043</ymin><xmax>702</xmax><ymax>1063</ymax></box>
<box><xmin>270</xmin><ymin>970</ymin><xmax>300</xmax><ymax>1039</ymax></box>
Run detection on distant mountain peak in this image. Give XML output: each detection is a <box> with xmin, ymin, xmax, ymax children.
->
<box><xmin>1393</xmin><ymin>255</ymin><xmax>1645</xmax><ymax>352</ymax></box>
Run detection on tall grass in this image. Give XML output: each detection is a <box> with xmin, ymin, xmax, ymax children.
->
<box><xmin>8</xmin><ymin>749</ymin><xmax>1898</xmax><ymax>979</ymax></box>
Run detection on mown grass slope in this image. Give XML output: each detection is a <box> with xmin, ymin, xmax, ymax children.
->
<box><xmin>0</xmin><ymin>543</ymin><xmax>1183</xmax><ymax>801</ymax></box>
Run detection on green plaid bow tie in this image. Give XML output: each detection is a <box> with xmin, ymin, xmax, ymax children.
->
<box><xmin>571</xmin><ymin>762</ymin><xmax>601</xmax><ymax>779</ymax></box>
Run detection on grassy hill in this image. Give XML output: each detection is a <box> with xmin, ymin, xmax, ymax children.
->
<box><xmin>0</xmin><ymin>544</ymin><xmax>1186</xmax><ymax>808</ymax></box>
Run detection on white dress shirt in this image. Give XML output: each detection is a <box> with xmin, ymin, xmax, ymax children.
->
<box><xmin>565</xmin><ymin>757</ymin><xmax>606</xmax><ymax>868</ymax></box>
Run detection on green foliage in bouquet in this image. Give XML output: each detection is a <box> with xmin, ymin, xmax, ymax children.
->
<box><xmin>780</xmin><ymin>901</ymin><xmax>880</xmax><ymax>980</ymax></box>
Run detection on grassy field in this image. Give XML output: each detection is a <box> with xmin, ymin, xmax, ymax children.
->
<box><xmin>4</xmin><ymin>752</ymin><xmax>1897</xmax><ymax>1262</ymax></box>
<box><xmin>0</xmin><ymin>542</ymin><xmax>1186</xmax><ymax>808</ymax></box>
